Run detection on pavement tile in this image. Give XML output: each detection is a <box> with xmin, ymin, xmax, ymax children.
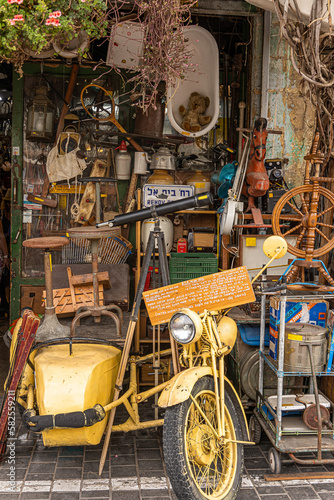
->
<box><xmin>110</xmin><ymin>466</ymin><xmax>137</xmax><ymax>478</ymax></box>
<box><xmin>0</xmin><ymin>468</ymin><xmax>26</xmax><ymax>480</ymax></box>
<box><xmin>81</xmin><ymin>490</ymin><xmax>111</xmax><ymax>498</ymax></box>
<box><xmin>21</xmin><ymin>494</ymin><xmax>50</xmax><ymax>500</ymax></box>
<box><xmin>236</xmin><ymin>488</ymin><xmax>259</xmax><ymax>499</ymax></box>
<box><xmin>256</xmin><ymin>485</ymin><xmax>286</xmax><ymax>495</ymax></box>
<box><xmin>135</xmin><ymin>439</ymin><xmax>160</xmax><ymax>449</ymax></box>
<box><xmin>245</xmin><ymin>458</ymin><xmax>271</xmax><ymax>469</ymax></box>
<box><xmin>111</xmin><ymin>493</ymin><xmax>140</xmax><ymax>500</ymax></box>
<box><xmin>54</xmin><ymin>467</ymin><xmax>82</xmax><ymax>480</ymax></box>
<box><xmin>136</xmin><ymin>448</ymin><xmax>161</xmax><ymax>460</ymax></box>
<box><xmin>50</xmin><ymin>494</ymin><xmax>80</xmax><ymax>500</ymax></box>
<box><xmin>84</xmin><ymin>461</ymin><xmax>109</xmax><ymax>475</ymax></box>
<box><xmin>25</xmin><ymin>473</ymin><xmax>55</xmax><ymax>482</ymax></box>
<box><xmin>28</xmin><ymin>462</ymin><xmax>56</xmax><ymax>474</ymax></box>
<box><xmin>1</xmin><ymin>457</ymin><xmax>30</xmax><ymax>468</ymax></box>
<box><xmin>283</xmin><ymin>486</ymin><xmax>320</xmax><ymax>499</ymax></box>
<box><xmin>110</xmin><ymin>454</ymin><xmax>136</xmax><ymax>466</ymax></box>
<box><xmin>141</xmin><ymin>491</ymin><xmax>171</xmax><ymax>498</ymax></box>
<box><xmin>57</xmin><ymin>456</ymin><xmax>83</xmax><ymax>468</ymax></box>
<box><xmin>318</xmin><ymin>494</ymin><xmax>334</xmax><ymax>500</ymax></box>
<box><xmin>0</xmin><ymin>495</ymin><xmax>22</xmax><ymax>499</ymax></box>
<box><xmin>137</xmin><ymin>459</ymin><xmax>164</xmax><ymax>470</ymax></box>
<box><xmin>258</xmin><ymin>495</ymin><xmax>290</xmax><ymax>500</ymax></box>
<box><xmin>58</xmin><ymin>446</ymin><xmax>84</xmax><ymax>456</ymax></box>
<box><xmin>31</xmin><ymin>452</ymin><xmax>58</xmax><ymax>462</ymax></box>
<box><xmin>311</xmin><ymin>481</ymin><xmax>334</xmax><ymax>492</ymax></box>
<box><xmin>244</xmin><ymin>447</ymin><xmax>265</xmax><ymax>459</ymax></box>
<box><xmin>109</xmin><ymin>446</ymin><xmax>134</xmax><ymax>456</ymax></box>
<box><xmin>85</xmin><ymin>450</ymin><xmax>105</xmax><ymax>462</ymax></box>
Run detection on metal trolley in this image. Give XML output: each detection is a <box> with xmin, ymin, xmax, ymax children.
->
<box><xmin>251</xmin><ymin>284</ymin><xmax>334</xmax><ymax>474</ymax></box>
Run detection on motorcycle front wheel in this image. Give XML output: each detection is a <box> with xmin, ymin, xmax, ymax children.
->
<box><xmin>163</xmin><ymin>376</ymin><xmax>244</xmax><ymax>500</ymax></box>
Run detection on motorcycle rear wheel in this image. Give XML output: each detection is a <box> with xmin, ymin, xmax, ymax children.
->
<box><xmin>163</xmin><ymin>376</ymin><xmax>244</xmax><ymax>500</ymax></box>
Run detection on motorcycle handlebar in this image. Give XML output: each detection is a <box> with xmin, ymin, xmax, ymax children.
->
<box><xmin>96</xmin><ymin>192</ymin><xmax>214</xmax><ymax>228</ymax></box>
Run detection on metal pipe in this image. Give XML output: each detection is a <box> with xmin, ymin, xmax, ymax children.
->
<box><xmin>261</xmin><ymin>10</ymin><xmax>271</xmax><ymax>118</ymax></box>
<box><xmin>44</xmin><ymin>251</ymin><xmax>55</xmax><ymax>316</ymax></box>
<box><xmin>307</xmin><ymin>343</ymin><xmax>323</xmax><ymax>459</ymax></box>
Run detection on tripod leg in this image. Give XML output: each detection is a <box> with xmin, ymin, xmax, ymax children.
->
<box><xmin>99</xmin><ymin>230</ymin><xmax>157</xmax><ymax>475</ymax></box>
<box><xmin>157</xmin><ymin>233</ymin><xmax>180</xmax><ymax>374</ymax></box>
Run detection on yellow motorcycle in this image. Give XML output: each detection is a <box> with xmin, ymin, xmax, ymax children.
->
<box><xmin>12</xmin><ymin>193</ymin><xmax>287</xmax><ymax>500</ymax></box>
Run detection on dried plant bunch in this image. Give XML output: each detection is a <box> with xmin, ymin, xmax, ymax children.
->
<box><xmin>108</xmin><ymin>0</ymin><xmax>198</xmax><ymax>112</ymax></box>
<box><xmin>273</xmin><ymin>0</ymin><xmax>334</xmax><ymax>160</ymax></box>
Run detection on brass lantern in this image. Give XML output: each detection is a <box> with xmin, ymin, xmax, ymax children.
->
<box><xmin>26</xmin><ymin>86</ymin><xmax>55</xmax><ymax>142</ymax></box>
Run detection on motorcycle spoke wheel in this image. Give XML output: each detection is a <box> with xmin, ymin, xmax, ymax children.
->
<box><xmin>163</xmin><ymin>376</ymin><xmax>244</xmax><ymax>500</ymax></box>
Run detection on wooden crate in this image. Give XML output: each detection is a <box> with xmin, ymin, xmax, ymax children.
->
<box><xmin>21</xmin><ymin>286</ymin><xmax>45</xmax><ymax>315</ymax></box>
<box><xmin>43</xmin><ymin>284</ymin><xmax>104</xmax><ymax>317</ymax></box>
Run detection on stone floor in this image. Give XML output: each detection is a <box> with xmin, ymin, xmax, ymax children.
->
<box><xmin>1</xmin><ymin>419</ymin><xmax>334</xmax><ymax>500</ymax></box>
<box><xmin>2</xmin><ymin>316</ymin><xmax>334</xmax><ymax>499</ymax></box>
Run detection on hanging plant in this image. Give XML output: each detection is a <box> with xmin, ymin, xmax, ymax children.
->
<box><xmin>0</xmin><ymin>0</ymin><xmax>109</xmax><ymax>74</ymax></box>
<box><xmin>108</xmin><ymin>0</ymin><xmax>198</xmax><ymax>112</ymax></box>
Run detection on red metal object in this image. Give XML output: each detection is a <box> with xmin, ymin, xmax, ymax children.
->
<box><xmin>177</xmin><ymin>238</ymin><xmax>188</xmax><ymax>253</ymax></box>
<box><xmin>243</xmin><ymin>117</ymin><xmax>269</xmax><ymax>210</ymax></box>
<box><xmin>0</xmin><ymin>311</ymin><xmax>40</xmax><ymax>460</ymax></box>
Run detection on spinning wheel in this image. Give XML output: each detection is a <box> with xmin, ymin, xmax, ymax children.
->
<box><xmin>272</xmin><ymin>185</ymin><xmax>334</xmax><ymax>259</ymax></box>
<box><xmin>272</xmin><ymin>133</ymin><xmax>334</xmax><ymax>289</ymax></box>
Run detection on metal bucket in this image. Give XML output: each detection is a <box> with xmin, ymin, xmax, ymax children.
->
<box><xmin>284</xmin><ymin>323</ymin><xmax>327</xmax><ymax>373</ymax></box>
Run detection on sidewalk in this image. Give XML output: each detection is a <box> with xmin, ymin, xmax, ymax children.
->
<box><xmin>0</xmin><ymin>411</ymin><xmax>334</xmax><ymax>500</ymax></box>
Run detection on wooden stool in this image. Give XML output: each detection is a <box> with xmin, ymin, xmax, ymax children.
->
<box><xmin>66</xmin><ymin>226</ymin><xmax>123</xmax><ymax>337</ymax></box>
<box><xmin>23</xmin><ymin>237</ymin><xmax>70</xmax><ymax>341</ymax></box>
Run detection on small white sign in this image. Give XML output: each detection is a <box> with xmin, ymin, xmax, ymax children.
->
<box><xmin>143</xmin><ymin>184</ymin><xmax>194</xmax><ymax>207</ymax></box>
<box><xmin>12</xmin><ymin>147</ymin><xmax>20</xmax><ymax>155</ymax></box>
<box><xmin>23</xmin><ymin>209</ymin><xmax>32</xmax><ymax>223</ymax></box>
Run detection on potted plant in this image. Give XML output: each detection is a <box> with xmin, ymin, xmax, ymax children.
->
<box><xmin>0</xmin><ymin>0</ymin><xmax>108</xmax><ymax>73</ymax></box>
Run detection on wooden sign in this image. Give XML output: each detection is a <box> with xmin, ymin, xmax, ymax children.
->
<box><xmin>143</xmin><ymin>266</ymin><xmax>255</xmax><ymax>326</ymax></box>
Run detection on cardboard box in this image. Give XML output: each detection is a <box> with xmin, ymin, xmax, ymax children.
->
<box><xmin>269</xmin><ymin>297</ymin><xmax>328</xmax><ymax>360</ymax></box>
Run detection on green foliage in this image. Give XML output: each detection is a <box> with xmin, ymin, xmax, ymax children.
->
<box><xmin>0</xmin><ymin>0</ymin><xmax>108</xmax><ymax>71</ymax></box>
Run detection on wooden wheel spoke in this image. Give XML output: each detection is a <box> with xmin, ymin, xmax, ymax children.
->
<box><xmin>279</xmin><ymin>215</ymin><xmax>302</xmax><ymax>222</ymax></box>
<box><xmin>317</xmin><ymin>205</ymin><xmax>334</xmax><ymax>218</ymax></box>
<box><xmin>282</xmin><ymin>223</ymin><xmax>303</xmax><ymax>237</ymax></box>
<box><xmin>317</xmin><ymin>222</ymin><xmax>334</xmax><ymax>230</ymax></box>
<box><xmin>286</xmin><ymin>200</ymin><xmax>304</xmax><ymax>217</ymax></box>
<box><xmin>300</xmin><ymin>194</ymin><xmax>309</xmax><ymax>215</ymax></box>
<box><xmin>315</xmin><ymin>227</ymin><xmax>330</xmax><ymax>242</ymax></box>
<box><xmin>295</xmin><ymin>227</ymin><xmax>306</xmax><ymax>247</ymax></box>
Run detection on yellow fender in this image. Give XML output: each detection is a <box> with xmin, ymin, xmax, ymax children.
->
<box><xmin>158</xmin><ymin>367</ymin><xmax>250</xmax><ymax>441</ymax></box>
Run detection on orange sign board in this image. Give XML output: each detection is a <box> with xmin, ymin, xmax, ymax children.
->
<box><xmin>143</xmin><ymin>266</ymin><xmax>255</xmax><ymax>326</ymax></box>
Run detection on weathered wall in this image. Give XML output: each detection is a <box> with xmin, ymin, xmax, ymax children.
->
<box><xmin>265</xmin><ymin>16</ymin><xmax>316</xmax><ymax>188</ymax></box>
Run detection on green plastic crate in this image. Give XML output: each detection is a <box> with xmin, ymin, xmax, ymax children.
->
<box><xmin>169</xmin><ymin>253</ymin><xmax>218</xmax><ymax>284</ymax></box>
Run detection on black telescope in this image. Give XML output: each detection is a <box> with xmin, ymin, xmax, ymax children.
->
<box><xmin>96</xmin><ymin>192</ymin><xmax>214</xmax><ymax>228</ymax></box>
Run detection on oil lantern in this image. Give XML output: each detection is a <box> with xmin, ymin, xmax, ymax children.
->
<box><xmin>26</xmin><ymin>86</ymin><xmax>55</xmax><ymax>142</ymax></box>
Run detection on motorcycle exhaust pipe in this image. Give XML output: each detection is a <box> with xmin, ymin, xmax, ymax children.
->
<box><xmin>96</xmin><ymin>192</ymin><xmax>213</xmax><ymax>228</ymax></box>
<box><xmin>22</xmin><ymin>404</ymin><xmax>106</xmax><ymax>432</ymax></box>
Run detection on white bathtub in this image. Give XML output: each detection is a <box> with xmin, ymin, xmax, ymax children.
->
<box><xmin>167</xmin><ymin>25</ymin><xmax>219</xmax><ymax>138</ymax></box>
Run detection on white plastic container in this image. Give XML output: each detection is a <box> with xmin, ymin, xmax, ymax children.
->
<box><xmin>106</xmin><ymin>21</ymin><xmax>144</xmax><ymax>69</ymax></box>
<box><xmin>167</xmin><ymin>26</ymin><xmax>219</xmax><ymax>138</ymax></box>
<box><xmin>115</xmin><ymin>141</ymin><xmax>131</xmax><ymax>180</ymax></box>
<box><xmin>141</xmin><ymin>217</ymin><xmax>174</xmax><ymax>253</ymax></box>
<box><xmin>134</xmin><ymin>152</ymin><xmax>148</xmax><ymax>174</ymax></box>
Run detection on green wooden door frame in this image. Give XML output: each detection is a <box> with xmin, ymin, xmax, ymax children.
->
<box><xmin>10</xmin><ymin>62</ymin><xmax>134</xmax><ymax>322</ymax></box>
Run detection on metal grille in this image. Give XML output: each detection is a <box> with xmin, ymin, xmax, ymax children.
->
<box><xmin>62</xmin><ymin>235</ymin><xmax>132</xmax><ymax>265</ymax></box>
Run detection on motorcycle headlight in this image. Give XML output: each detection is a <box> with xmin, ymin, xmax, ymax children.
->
<box><xmin>169</xmin><ymin>308</ymin><xmax>202</xmax><ymax>344</ymax></box>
